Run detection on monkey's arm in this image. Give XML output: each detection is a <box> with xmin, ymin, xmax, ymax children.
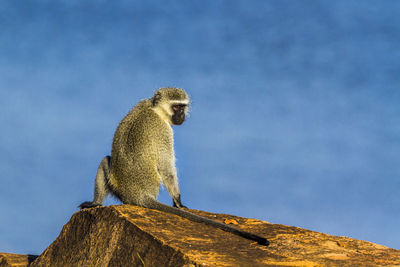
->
<box><xmin>156</xmin><ymin>140</ymin><xmax>187</xmax><ymax>208</ymax></box>
<box><xmin>158</xmin><ymin>162</ymin><xmax>187</xmax><ymax>208</ymax></box>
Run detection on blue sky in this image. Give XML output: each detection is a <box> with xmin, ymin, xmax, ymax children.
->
<box><xmin>0</xmin><ymin>1</ymin><xmax>399</xmax><ymax>254</ymax></box>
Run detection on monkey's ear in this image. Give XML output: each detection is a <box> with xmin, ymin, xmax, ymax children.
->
<box><xmin>152</xmin><ymin>91</ymin><xmax>162</xmax><ymax>106</ymax></box>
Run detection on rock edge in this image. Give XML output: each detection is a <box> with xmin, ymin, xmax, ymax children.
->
<box><xmin>3</xmin><ymin>205</ymin><xmax>400</xmax><ymax>266</ymax></box>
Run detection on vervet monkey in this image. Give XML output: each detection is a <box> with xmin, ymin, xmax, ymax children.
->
<box><xmin>80</xmin><ymin>87</ymin><xmax>268</xmax><ymax>246</ymax></box>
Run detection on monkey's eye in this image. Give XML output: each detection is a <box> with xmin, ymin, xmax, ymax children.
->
<box><xmin>172</xmin><ymin>104</ymin><xmax>185</xmax><ymax>111</ymax></box>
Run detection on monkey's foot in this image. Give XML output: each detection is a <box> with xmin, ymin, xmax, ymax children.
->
<box><xmin>79</xmin><ymin>202</ymin><xmax>102</xmax><ymax>210</ymax></box>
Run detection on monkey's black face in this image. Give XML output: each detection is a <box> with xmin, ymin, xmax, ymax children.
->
<box><xmin>171</xmin><ymin>104</ymin><xmax>187</xmax><ymax>125</ymax></box>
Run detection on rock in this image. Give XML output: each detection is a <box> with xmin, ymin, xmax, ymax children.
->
<box><xmin>26</xmin><ymin>205</ymin><xmax>400</xmax><ymax>266</ymax></box>
<box><xmin>0</xmin><ymin>253</ymin><xmax>37</xmax><ymax>267</ymax></box>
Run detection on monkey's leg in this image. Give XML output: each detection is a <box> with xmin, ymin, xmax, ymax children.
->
<box><xmin>79</xmin><ymin>156</ymin><xmax>111</xmax><ymax>209</ymax></box>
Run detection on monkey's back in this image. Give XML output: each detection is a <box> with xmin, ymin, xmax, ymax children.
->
<box><xmin>108</xmin><ymin>99</ymin><xmax>173</xmax><ymax>204</ymax></box>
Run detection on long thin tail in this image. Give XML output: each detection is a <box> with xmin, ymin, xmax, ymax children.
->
<box><xmin>79</xmin><ymin>156</ymin><xmax>112</xmax><ymax>210</ymax></box>
<box><xmin>146</xmin><ymin>199</ymin><xmax>269</xmax><ymax>246</ymax></box>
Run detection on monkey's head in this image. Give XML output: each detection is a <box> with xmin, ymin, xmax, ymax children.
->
<box><xmin>152</xmin><ymin>87</ymin><xmax>190</xmax><ymax>125</ymax></box>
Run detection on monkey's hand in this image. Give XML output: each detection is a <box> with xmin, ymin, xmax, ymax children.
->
<box><xmin>173</xmin><ymin>202</ymin><xmax>187</xmax><ymax>209</ymax></box>
<box><xmin>173</xmin><ymin>195</ymin><xmax>187</xmax><ymax>209</ymax></box>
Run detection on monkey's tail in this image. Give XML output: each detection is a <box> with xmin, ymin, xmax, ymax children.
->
<box><xmin>146</xmin><ymin>199</ymin><xmax>269</xmax><ymax>246</ymax></box>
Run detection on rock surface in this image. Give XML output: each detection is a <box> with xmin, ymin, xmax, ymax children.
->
<box><xmin>0</xmin><ymin>253</ymin><xmax>37</xmax><ymax>267</ymax></box>
<box><xmin>4</xmin><ymin>205</ymin><xmax>400</xmax><ymax>266</ymax></box>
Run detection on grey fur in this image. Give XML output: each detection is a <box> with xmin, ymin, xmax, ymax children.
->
<box><xmin>79</xmin><ymin>87</ymin><xmax>269</xmax><ymax>246</ymax></box>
